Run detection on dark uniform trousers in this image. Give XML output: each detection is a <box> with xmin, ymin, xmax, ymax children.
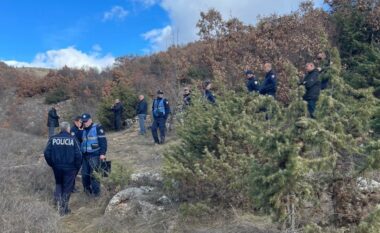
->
<box><xmin>307</xmin><ymin>100</ymin><xmax>317</xmax><ymax>119</ymax></box>
<box><xmin>114</xmin><ymin>115</ymin><xmax>121</xmax><ymax>131</ymax></box>
<box><xmin>81</xmin><ymin>153</ymin><xmax>101</xmax><ymax>196</ymax></box>
<box><xmin>151</xmin><ymin>117</ymin><xmax>166</xmax><ymax>144</ymax></box>
<box><xmin>53</xmin><ymin>168</ymin><xmax>77</xmax><ymax>213</ymax></box>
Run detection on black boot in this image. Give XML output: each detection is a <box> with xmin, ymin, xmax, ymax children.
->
<box><xmin>59</xmin><ymin>194</ymin><xmax>71</xmax><ymax>216</ymax></box>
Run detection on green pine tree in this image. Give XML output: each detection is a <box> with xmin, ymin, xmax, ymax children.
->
<box><xmin>97</xmin><ymin>84</ymin><xmax>138</xmax><ymax>130</ymax></box>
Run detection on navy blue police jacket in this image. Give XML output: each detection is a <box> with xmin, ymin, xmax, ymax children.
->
<box><xmin>246</xmin><ymin>77</ymin><xmax>260</xmax><ymax>93</ymax></box>
<box><xmin>302</xmin><ymin>69</ymin><xmax>321</xmax><ymax>101</ymax></box>
<box><xmin>204</xmin><ymin>90</ymin><xmax>216</xmax><ymax>104</ymax></box>
<box><xmin>44</xmin><ymin>131</ymin><xmax>82</xmax><ymax>171</ymax></box>
<box><xmin>70</xmin><ymin>125</ymin><xmax>83</xmax><ymax>143</ymax></box>
<box><xmin>259</xmin><ymin>70</ymin><xmax>277</xmax><ymax>97</ymax></box>
<box><xmin>111</xmin><ymin>102</ymin><xmax>123</xmax><ymax>118</ymax></box>
<box><xmin>136</xmin><ymin>99</ymin><xmax>148</xmax><ymax>115</ymax></box>
<box><xmin>152</xmin><ymin>98</ymin><xmax>171</xmax><ymax>119</ymax></box>
<box><xmin>47</xmin><ymin>108</ymin><xmax>60</xmax><ymax>127</ymax></box>
<box><xmin>81</xmin><ymin>123</ymin><xmax>107</xmax><ymax>156</ymax></box>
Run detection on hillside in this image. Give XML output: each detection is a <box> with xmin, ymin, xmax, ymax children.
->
<box><xmin>0</xmin><ymin>1</ymin><xmax>380</xmax><ymax>232</ymax></box>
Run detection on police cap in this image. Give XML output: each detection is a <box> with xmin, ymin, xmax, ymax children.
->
<box><xmin>245</xmin><ymin>70</ymin><xmax>254</xmax><ymax>75</ymax></box>
<box><xmin>81</xmin><ymin>113</ymin><xmax>91</xmax><ymax>122</ymax></box>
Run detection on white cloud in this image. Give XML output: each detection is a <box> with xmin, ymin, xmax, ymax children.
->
<box><xmin>143</xmin><ymin>0</ymin><xmax>323</xmax><ymax>52</ymax></box>
<box><xmin>2</xmin><ymin>46</ymin><xmax>115</xmax><ymax>70</ymax></box>
<box><xmin>103</xmin><ymin>6</ymin><xmax>129</xmax><ymax>21</ymax></box>
<box><xmin>92</xmin><ymin>44</ymin><xmax>102</xmax><ymax>52</ymax></box>
<box><xmin>134</xmin><ymin>0</ymin><xmax>159</xmax><ymax>8</ymax></box>
<box><xmin>142</xmin><ymin>26</ymin><xmax>173</xmax><ymax>52</ymax></box>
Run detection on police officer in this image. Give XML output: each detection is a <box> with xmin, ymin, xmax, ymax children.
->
<box><xmin>44</xmin><ymin>122</ymin><xmax>82</xmax><ymax>216</ymax></box>
<box><xmin>136</xmin><ymin>95</ymin><xmax>148</xmax><ymax>135</ymax></box>
<box><xmin>151</xmin><ymin>90</ymin><xmax>170</xmax><ymax>144</ymax></box>
<box><xmin>300</xmin><ymin>62</ymin><xmax>321</xmax><ymax>118</ymax></box>
<box><xmin>47</xmin><ymin>105</ymin><xmax>60</xmax><ymax>138</ymax></box>
<box><xmin>203</xmin><ymin>80</ymin><xmax>216</xmax><ymax>104</ymax></box>
<box><xmin>111</xmin><ymin>99</ymin><xmax>123</xmax><ymax>131</ymax></box>
<box><xmin>80</xmin><ymin>113</ymin><xmax>107</xmax><ymax>196</ymax></box>
<box><xmin>183</xmin><ymin>87</ymin><xmax>191</xmax><ymax>107</ymax></box>
<box><xmin>71</xmin><ymin>116</ymin><xmax>83</xmax><ymax>143</ymax></box>
<box><xmin>259</xmin><ymin>63</ymin><xmax>277</xmax><ymax>97</ymax></box>
<box><xmin>245</xmin><ymin>70</ymin><xmax>260</xmax><ymax>93</ymax></box>
<box><xmin>70</xmin><ymin>116</ymin><xmax>83</xmax><ymax>193</ymax></box>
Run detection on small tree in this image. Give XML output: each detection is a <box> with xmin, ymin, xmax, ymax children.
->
<box><xmin>164</xmin><ymin>89</ymin><xmax>278</xmax><ymax>208</ymax></box>
<box><xmin>97</xmin><ymin>84</ymin><xmax>138</xmax><ymax>130</ymax></box>
<box><xmin>250</xmin><ymin>48</ymin><xmax>378</xmax><ymax>230</ymax></box>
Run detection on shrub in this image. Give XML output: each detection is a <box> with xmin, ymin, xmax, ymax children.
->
<box><xmin>179</xmin><ymin>202</ymin><xmax>214</xmax><ymax>221</ymax></box>
<box><xmin>96</xmin><ymin>161</ymin><xmax>132</xmax><ymax>193</ymax></box>
<box><xmin>163</xmin><ymin>89</ymin><xmax>279</xmax><ymax>208</ymax></box>
<box><xmin>97</xmin><ymin>84</ymin><xmax>139</xmax><ymax>130</ymax></box>
<box><xmin>164</xmin><ymin>49</ymin><xmax>379</xmax><ymax>229</ymax></box>
<box><xmin>45</xmin><ymin>88</ymin><xmax>70</xmax><ymax>104</ymax></box>
<box><xmin>371</xmin><ymin>106</ymin><xmax>380</xmax><ymax>138</ymax></box>
<box><xmin>356</xmin><ymin>206</ymin><xmax>380</xmax><ymax>233</ymax></box>
<box><xmin>250</xmin><ymin>48</ymin><xmax>378</xmax><ymax>229</ymax></box>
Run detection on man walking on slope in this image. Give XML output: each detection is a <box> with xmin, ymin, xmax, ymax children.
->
<box><xmin>44</xmin><ymin>122</ymin><xmax>82</xmax><ymax>216</ymax></box>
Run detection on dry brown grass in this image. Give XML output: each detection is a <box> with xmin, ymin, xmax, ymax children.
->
<box><xmin>0</xmin><ymin>129</ymin><xmax>62</xmax><ymax>233</ymax></box>
<box><xmin>0</xmin><ymin>124</ymin><xmax>278</xmax><ymax>233</ymax></box>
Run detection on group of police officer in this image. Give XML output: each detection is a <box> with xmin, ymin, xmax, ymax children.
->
<box><xmin>243</xmin><ymin>59</ymin><xmax>328</xmax><ymax>118</ymax></box>
<box><xmin>43</xmin><ymin>91</ymin><xmax>173</xmax><ymax>216</ymax></box>
<box><xmin>44</xmin><ymin>112</ymin><xmax>107</xmax><ymax>216</ymax></box>
<box><xmin>43</xmin><ymin>53</ymin><xmax>329</xmax><ymax>216</ymax></box>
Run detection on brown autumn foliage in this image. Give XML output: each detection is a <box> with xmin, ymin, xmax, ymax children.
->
<box><xmin>15</xmin><ymin>66</ymin><xmax>109</xmax><ymax>101</ymax></box>
<box><xmin>4</xmin><ymin>2</ymin><xmax>330</xmax><ymax>109</ymax></box>
<box><xmin>2</xmin><ymin>1</ymin><xmax>377</xmax><ymax>108</ymax></box>
<box><xmin>113</xmin><ymin>2</ymin><xmax>330</xmax><ymax>105</ymax></box>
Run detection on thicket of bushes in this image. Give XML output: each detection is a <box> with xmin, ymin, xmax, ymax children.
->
<box><xmin>45</xmin><ymin>88</ymin><xmax>70</xmax><ymax>104</ymax></box>
<box><xmin>163</xmin><ymin>49</ymin><xmax>380</xmax><ymax>231</ymax></box>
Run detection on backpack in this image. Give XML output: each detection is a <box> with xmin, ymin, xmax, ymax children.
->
<box><xmin>153</xmin><ymin>99</ymin><xmax>165</xmax><ymax>117</ymax></box>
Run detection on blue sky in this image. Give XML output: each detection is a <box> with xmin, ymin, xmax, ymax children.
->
<box><xmin>0</xmin><ymin>0</ymin><xmax>323</xmax><ymax>69</ymax></box>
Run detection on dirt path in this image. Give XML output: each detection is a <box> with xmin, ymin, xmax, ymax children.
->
<box><xmin>60</xmin><ymin>126</ymin><xmax>176</xmax><ymax>233</ymax></box>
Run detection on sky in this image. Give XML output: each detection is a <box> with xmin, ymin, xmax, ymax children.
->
<box><xmin>0</xmin><ymin>0</ymin><xmax>323</xmax><ymax>70</ymax></box>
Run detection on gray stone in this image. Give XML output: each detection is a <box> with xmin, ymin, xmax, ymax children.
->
<box><xmin>357</xmin><ymin>177</ymin><xmax>380</xmax><ymax>192</ymax></box>
<box><xmin>105</xmin><ymin>186</ymin><xmax>165</xmax><ymax>218</ymax></box>
<box><xmin>130</xmin><ymin>172</ymin><xmax>163</xmax><ymax>187</ymax></box>
<box><xmin>157</xmin><ymin>195</ymin><xmax>171</xmax><ymax>206</ymax></box>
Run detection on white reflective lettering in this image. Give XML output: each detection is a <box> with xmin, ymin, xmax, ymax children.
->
<box><xmin>52</xmin><ymin>138</ymin><xmax>74</xmax><ymax>146</ymax></box>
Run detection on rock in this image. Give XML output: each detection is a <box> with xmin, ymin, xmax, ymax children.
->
<box><xmin>137</xmin><ymin>200</ymin><xmax>164</xmax><ymax>220</ymax></box>
<box><xmin>357</xmin><ymin>177</ymin><xmax>380</xmax><ymax>192</ymax></box>
<box><xmin>157</xmin><ymin>195</ymin><xmax>171</xmax><ymax>206</ymax></box>
<box><xmin>105</xmin><ymin>186</ymin><xmax>164</xmax><ymax>219</ymax></box>
<box><xmin>106</xmin><ymin>186</ymin><xmax>154</xmax><ymax>211</ymax></box>
<box><xmin>130</xmin><ymin>172</ymin><xmax>163</xmax><ymax>187</ymax></box>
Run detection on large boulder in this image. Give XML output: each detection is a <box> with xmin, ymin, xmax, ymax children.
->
<box><xmin>105</xmin><ymin>186</ymin><xmax>168</xmax><ymax>219</ymax></box>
